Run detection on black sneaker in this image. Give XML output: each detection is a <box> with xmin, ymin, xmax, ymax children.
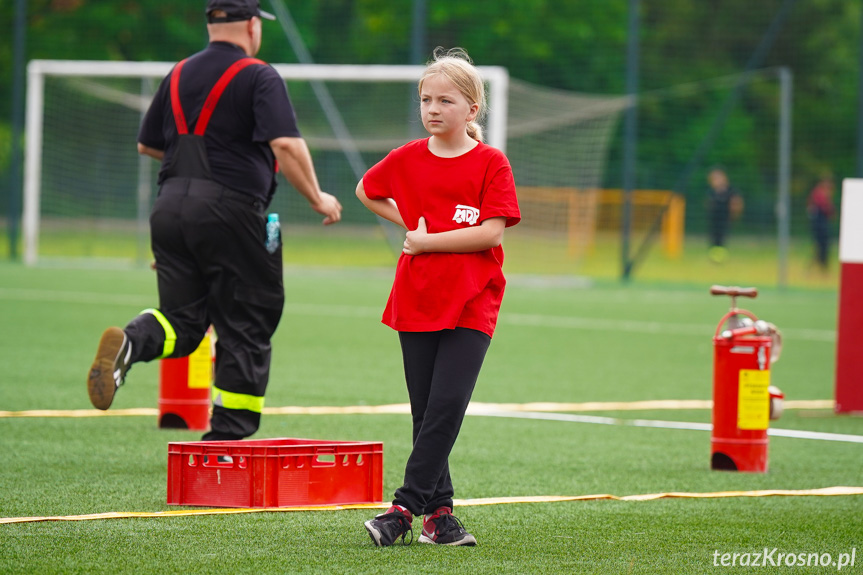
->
<box><xmin>364</xmin><ymin>505</ymin><xmax>413</xmax><ymax>547</ymax></box>
<box><xmin>87</xmin><ymin>327</ymin><xmax>131</xmax><ymax>410</ymax></box>
<box><xmin>418</xmin><ymin>507</ymin><xmax>477</xmax><ymax>546</ymax></box>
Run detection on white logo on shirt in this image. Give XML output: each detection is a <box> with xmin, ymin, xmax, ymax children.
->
<box><xmin>452</xmin><ymin>204</ymin><xmax>480</xmax><ymax>225</ymax></box>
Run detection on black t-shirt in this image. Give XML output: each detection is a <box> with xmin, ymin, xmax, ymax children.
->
<box><xmin>138</xmin><ymin>42</ymin><xmax>301</xmax><ymax>201</ymax></box>
<box><xmin>706</xmin><ymin>185</ymin><xmax>739</xmax><ymax>217</ymax></box>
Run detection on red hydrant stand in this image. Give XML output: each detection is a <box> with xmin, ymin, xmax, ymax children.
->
<box><xmin>711</xmin><ymin>309</ymin><xmax>773</xmax><ymax>473</ymax></box>
<box><xmin>158</xmin><ymin>329</ymin><xmax>213</xmax><ymax>431</ymax></box>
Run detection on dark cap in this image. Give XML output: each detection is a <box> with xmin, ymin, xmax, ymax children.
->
<box><xmin>206</xmin><ymin>0</ymin><xmax>276</xmax><ymax>23</ymax></box>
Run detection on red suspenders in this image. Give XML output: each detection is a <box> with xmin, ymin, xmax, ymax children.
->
<box><xmin>169</xmin><ymin>57</ymin><xmax>266</xmax><ymax>136</ymax></box>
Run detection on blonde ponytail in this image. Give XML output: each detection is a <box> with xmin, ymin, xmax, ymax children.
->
<box><xmin>466</xmin><ymin>121</ymin><xmax>484</xmax><ymax>143</ymax></box>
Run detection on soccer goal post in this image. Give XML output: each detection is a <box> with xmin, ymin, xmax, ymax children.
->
<box><xmin>23</xmin><ymin>59</ymin><xmax>508</xmax><ymax>266</ymax></box>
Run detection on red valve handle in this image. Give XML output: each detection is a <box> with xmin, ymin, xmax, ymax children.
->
<box><xmin>710</xmin><ymin>285</ymin><xmax>758</xmax><ymax>298</ymax></box>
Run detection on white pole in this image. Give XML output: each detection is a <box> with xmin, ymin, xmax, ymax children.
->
<box><xmin>23</xmin><ymin>60</ymin><xmax>45</xmax><ymax>266</ymax></box>
<box><xmin>776</xmin><ymin>67</ymin><xmax>792</xmax><ymax>289</ymax></box>
<box><xmin>839</xmin><ymin>179</ymin><xmax>863</xmax><ymax>264</ymax></box>
<box><xmin>137</xmin><ymin>77</ymin><xmax>154</xmax><ymax>266</ymax></box>
<box><xmin>484</xmin><ymin>67</ymin><xmax>509</xmax><ymax>153</ymax></box>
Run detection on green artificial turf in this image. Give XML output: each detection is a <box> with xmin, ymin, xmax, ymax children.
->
<box><xmin>0</xmin><ymin>261</ymin><xmax>859</xmax><ymax>574</ymax></box>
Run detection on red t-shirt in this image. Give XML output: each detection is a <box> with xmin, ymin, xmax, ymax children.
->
<box><xmin>363</xmin><ymin>138</ymin><xmax>521</xmax><ymax>337</ymax></box>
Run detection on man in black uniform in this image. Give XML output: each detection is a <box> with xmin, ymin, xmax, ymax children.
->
<box><xmin>86</xmin><ymin>0</ymin><xmax>342</xmax><ymax>441</ymax></box>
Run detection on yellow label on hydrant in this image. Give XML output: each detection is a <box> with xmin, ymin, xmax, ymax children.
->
<box><xmin>187</xmin><ymin>332</ymin><xmax>213</xmax><ymax>390</ymax></box>
<box><xmin>738</xmin><ymin>369</ymin><xmax>770</xmax><ymax>430</ymax></box>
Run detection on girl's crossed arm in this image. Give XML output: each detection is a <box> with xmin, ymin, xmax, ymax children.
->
<box><xmin>403</xmin><ymin>216</ymin><xmax>505</xmax><ymax>255</ymax></box>
<box><xmin>356</xmin><ymin>179</ymin><xmax>506</xmax><ymax>255</ymax></box>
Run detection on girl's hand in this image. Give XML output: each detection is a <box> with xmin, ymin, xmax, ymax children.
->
<box><xmin>403</xmin><ymin>217</ymin><xmax>428</xmax><ymax>255</ymax></box>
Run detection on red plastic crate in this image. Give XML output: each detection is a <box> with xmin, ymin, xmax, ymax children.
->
<box><xmin>167</xmin><ymin>438</ymin><xmax>383</xmax><ymax>508</ymax></box>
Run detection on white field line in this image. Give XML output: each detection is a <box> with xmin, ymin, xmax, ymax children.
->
<box><xmin>2</xmin><ymin>401</ymin><xmax>859</xmax><ymax>444</ymax></box>
<box><xmin>0</xmin><ymin>287</ymin><xmax>151</xmax><ymax>306</ymax></box>
<box><xmin>470</xmin><ymin>409</ymin><xmax>863</xmax><ymax>444</ymax></box>
<box><xmin>501</xmin><ymin>312</ymin><xmax>835</xmax><ymax>342</ymax></box>
<box><xmin>0</xmin><ymin>288</ymin><xmax>836</xmax><ymax>342</ymax></box>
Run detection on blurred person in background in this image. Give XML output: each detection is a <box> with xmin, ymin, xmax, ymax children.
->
<box><xmin>807</xmin><ymin>172</ymin><xmax>836</xmax><ymax>273</ymax></box>
<box><xmin>705</xmin><ymin>166</ymin><xmax>743</xmax><ymax>263</ymax></box>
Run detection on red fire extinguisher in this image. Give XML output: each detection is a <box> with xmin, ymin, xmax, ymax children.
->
<box><xmin>158</xmin><ymin>327</ymin><xmax>215</xmax><ymax>431</ymax></box>
<box><xmin>710</xmin><ymin>286</ymin><xmax>784</xmax><ymax>472</ymax></box>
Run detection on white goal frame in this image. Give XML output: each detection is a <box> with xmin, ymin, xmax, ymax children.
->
<box><xmin>24</xmin><ymin>59</ymin><xmax>509</xmax><ymax>265</ymax></box>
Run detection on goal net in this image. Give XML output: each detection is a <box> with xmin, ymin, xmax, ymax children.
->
<box><xmin>24</xmin><ymin>59</ymin><xmax>630</xmax><ymax>274</ymax></box>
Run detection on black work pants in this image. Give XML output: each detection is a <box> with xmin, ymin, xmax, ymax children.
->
<box><xmin>393</xmin><ymin>328</ymin><xmax>491</xmax><ymax>517</ymax></box>
<box><xmin>709</xmin><ymin>209</ymin><xmax>730</xmax><ymax>248</ymax></box>
<box><xmin>811</xmin><ymin>215</ymin><xmax>830</xmax><ymax>267</ymax></box>
<box><xmin>124</xmin><ymin>177</ymin><xmax>284</xmax><ymax>440</ymax></box>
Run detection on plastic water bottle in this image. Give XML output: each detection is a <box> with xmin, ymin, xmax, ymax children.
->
<box><xmin>265</xmin><ymin>213</ymin><xmax>280</xmax><ymax>254</ymax></box>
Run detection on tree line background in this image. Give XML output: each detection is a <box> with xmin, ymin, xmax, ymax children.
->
<box><xmin>0</xmin><ymin>0</ymin><xmax>859</xmax><ymax>246</ymax></box>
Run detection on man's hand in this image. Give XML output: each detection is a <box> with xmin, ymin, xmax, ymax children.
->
<box><xmin>403</xmin><ymin>217</ymin><xmax>428</xmax><ymax>255</ymax></box>
<box><xmin>311</xmin><ymin>192</ymin><xmax>343</xmax><ymax>225</ymax></box>
<box><xmin>137</xmin><ymin>143</ymin><xmax>164</xmax><ymax>161</ymax></box>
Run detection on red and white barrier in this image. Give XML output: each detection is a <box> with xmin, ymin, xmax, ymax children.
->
<box><xmin>835</xmin><ymin>179</ymin><xmax>863</xmax><ymax>413</ymax></box>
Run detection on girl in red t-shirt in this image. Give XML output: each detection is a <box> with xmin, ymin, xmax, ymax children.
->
<box><xmin>358</xmin><ymin>47</ymin><xmax>520</xmax><ymax>547</ymax></box>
